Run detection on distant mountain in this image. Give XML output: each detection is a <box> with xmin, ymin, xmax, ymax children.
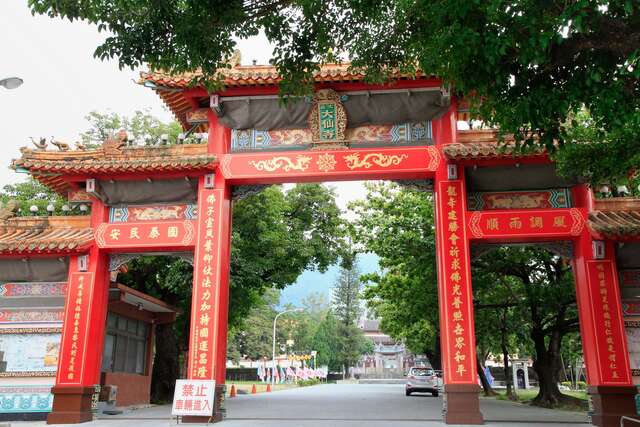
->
<box><xmin>279</xmin><ymin>253</ymin><xmax>380</xmax><ymax>307</ymax></box>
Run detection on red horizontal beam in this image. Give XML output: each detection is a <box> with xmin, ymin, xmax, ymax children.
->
<box><xmin>466</xmin><ymin>207</ymin><xmax>587</xmax><ymax>242</ymax></box>
<box><xmin>220</xmin><ymin>146</ymin><xmax>440</xmax><ymax>184</ymax></box>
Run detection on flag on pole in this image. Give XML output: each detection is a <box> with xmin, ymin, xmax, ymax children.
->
<box><xmin>257</xmin><ymin>364</ymin><xmax>264</xmax><ymax>382</ymax></box>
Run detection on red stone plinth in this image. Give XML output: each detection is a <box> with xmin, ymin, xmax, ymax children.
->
<box><xmin>443</xmin><ymin>384</ymin><xmax>484</xmax><ymax>425</ymax></box>
<box><xmin>588</xmin><ymin>385</ymin><xmax>637</xmax><ymax>427</ymax></box>
<box><xmin>47</xmin><ymin>386</ymin><xmax>95</xmax><ymax>424</ymax></box>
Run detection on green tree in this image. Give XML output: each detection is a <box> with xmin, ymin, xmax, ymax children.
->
<box><xmin>331</xmin><ymin>262</ymin><xmax>372</xmax><ymax>376</ymax></box>
<box><xmin>0</xmin><ymin>178</ymin><xmax>69</xmax><ymax>216</ymax></box>
<box><xmin>80</xmin><ymin>110</ymin><xmax>193</xmax><ymax>146</ymax></box>
<box><xmin>473</xmin><ymin>264</ymin><xmax>526</xmax><ymax>399</ymax></box>
<box><xmin>473</xmin><ymin>247</ymin><xmax>581</xmax><ymax>408</ymax></box>
<box><xmin>226</xmin><ymin>289</ymin><xmax>281</xmax><ymax>361</ymax></box>
<box><xmin>351</xmin><ymin>182</ymin><xmax>583</xmax><ymax>408</ymax></box>
<box><xmin>332</xmin><ymin>263</ymin><xmax>362</xmax><ymax>326</ymax></box>
<box><xmin>311</xmin><ymin>311</ymin><xmax>340</xmax><ymax>370</ymax></box>
<box><xmin>30</xmin><ymin>1</ymin><xmax>640</xmax><ymax>184</ymax></box>
<box><xmin>350</xmin><ymin>182</ymin><xmax>439</xmax><ymax>364</ymax></box>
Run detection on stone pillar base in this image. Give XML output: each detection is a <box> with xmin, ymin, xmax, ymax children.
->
<box><xmin>182</xmin><ymin>384</ymin><xmax>225</xmax><ymax>423</ymax></box>
<box><xmin>443</xmin><ymin>384</ymin><xmax>484</xmax><ymax>425</ymax></box>
<box><xmin>47</xmin><ymin>386</ymin><xmax>95</xmax><ymax>424</ymax></box>
<box><xmin>182</xmin><ymin>414</ymin><xmax>223</xmax><ymax>423</ymax></box>
<box><xmin>588</xmin><ymin>385</ymin><xmax>638</xmax><ymax>427</ymax></box>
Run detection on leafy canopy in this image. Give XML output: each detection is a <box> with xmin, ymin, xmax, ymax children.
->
<box><xmin>350</xmin><ymin>182</ymin><xmax>438</xmax><ymax>357</ymax></box>
<box><xmin>29</xmin><ymin>1</ymin><xmax>640</xmax><ymax>182</ymax></box>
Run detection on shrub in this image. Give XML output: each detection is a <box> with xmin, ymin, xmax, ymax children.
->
<box><xmin>297</xmin><ymin>378</ymin><xmax>322</xmax><ymax>387</ymax></box>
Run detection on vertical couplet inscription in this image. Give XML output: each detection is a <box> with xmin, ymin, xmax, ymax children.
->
<box><xmin>189</xmin><ymin>189</ymin><xmax>223</xmax><ymax>380</ymax></box>
<box><xmin>586</xmin><ymin>260</ymin><xmax>631</xmax><ymax>384</ymax></box>
<box><xmin>57</xmin><ymin>272</ymin><xmax>93</xmax><ymax>385</ymax></box>
<box><xmin>439</xmin><ymin>181</ymin><xmax>475</xmax><ymax>383</ymax></box>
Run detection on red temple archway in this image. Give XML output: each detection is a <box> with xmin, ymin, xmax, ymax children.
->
<box><xmin>2</xmin><ymin>62</ymin><xmax>638</xmax><ymax>427</ymax></box>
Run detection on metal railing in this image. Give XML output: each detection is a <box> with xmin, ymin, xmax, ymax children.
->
<box><xmin>621</xmin><ymin>416</ymin><xmax>640</xmax><ymax>426</ymax></box>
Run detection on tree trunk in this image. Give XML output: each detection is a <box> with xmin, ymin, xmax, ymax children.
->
<box><xmin>500</xmin><ymin>311</ymin><xmax>516</xmax><ymax>400</ymax></box>
<box><xmin>502</xmin><ymin>342</ymin><xmax>516</xmax><ymax>400</ymax></box>
<box><xmin>531</xmin><ymin>329</ymin><xmax>579</xmax><ymax>408</ymax></box>
<box><xmin>150</xmin><ymin>322</ymin><xmax>180</xmax><ymax>403</ymax></box>
<box><xmin>431</xmin><ymin>333</ymin><xmax>442</xmax><ymax>371</ymax></box>
<box><xmin>477</xmin><ymin>353</ymin><xmax>496</xmax><ymax>396</ymax></box>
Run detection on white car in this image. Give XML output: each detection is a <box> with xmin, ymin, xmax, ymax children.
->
<box><xmin>405</xmin><ymin>367</ymin><xmax>439</xmax><ymax>396</ymax></box>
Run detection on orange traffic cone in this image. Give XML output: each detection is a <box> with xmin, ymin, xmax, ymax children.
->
<box><xmin>266</xmin><ymin>383</ymin><xmax>272</xmax><ymax>392</ymax></box>
<box><xmin>229</xmin><ymin>384</ymin><xmax>237</xmax><ymax>398</ymax></box>
<box><xmin>251</xmin><ymin>384</ymin><xmax>257</xmax><ymax>394</ymax></box>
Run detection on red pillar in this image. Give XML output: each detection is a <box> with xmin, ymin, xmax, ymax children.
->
<box><xmin>184</xmin><ymin>111</ymin><xmax>232</xmax><ymax>422</ymax></box>
<box><xmin>48</xmin><ymin>200</ymin><xmax>110</xmax><ymax>424</ymax></box>
<box><xmin>573</xmin><ymin>234</ymin><xmax>636</xmax><ymax>427</ymax></box>
<box><xmin>433</xmin><ymin>103</ymin><xmax>483</xmax><ymax>424</ymax></box>
<box><xmin>434</xmin><ymin>162</ymin><xmax>484</xmax><ymax>424</ymax></box>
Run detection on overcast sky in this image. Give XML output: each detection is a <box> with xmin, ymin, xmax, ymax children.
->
<box><xmin>0</xmin><ymin>3</ymin><xmax>366</xmax><ymax>214</ymax></box>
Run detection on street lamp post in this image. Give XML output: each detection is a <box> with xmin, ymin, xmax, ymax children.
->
<box><xmin>0</xmin><ymin>77</ymin><xmax>23</xmax><ymax>90</ymax></box>
<box><xmin>272</xmin><ymin>308</ymin><xmax>303</xmax><ymax>385</ymax></box>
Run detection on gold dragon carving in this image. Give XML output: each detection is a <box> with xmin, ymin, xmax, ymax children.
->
<box><xmin>343</xmin><ymin>153</ymin><xmax>409</xmax><ymax>170</ymax></box>
<box><xmin>248</xmin><ymin>155</ymin><xmax>312</xmax><ymax>172</ymax></box>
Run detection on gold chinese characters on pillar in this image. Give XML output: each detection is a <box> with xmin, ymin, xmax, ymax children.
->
<box><xmin>586</xmin><ymin>260</ymin><xmax>631</xmax><ymax>384</ymax></box>
<box><xmin>190</xmin><ymin>188</ymin><xmax>223</xmax><ymax>380</ymax></box>
<box><xmin>309</xmin><ymin>89</ymin><xmax>347</xmax><ymax>145</ymax></box>
<box><xmin>57</xmin><ymin>272</ymin><xmax>94</xmax><ymax>385</ymax></box>
<box><xmin>437</xmin><ymin>180</ymin><xmax>475</xmax><ymax>384</ymax></box>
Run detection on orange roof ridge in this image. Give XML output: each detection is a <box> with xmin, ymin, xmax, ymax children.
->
<box><xmin>13</xmin><ymin>143</ymin><xmax>217</xmax><ymax>194</ymax></box>
<box><xmin>0</xmin><ymin>215</ymin><xmax>93</xmax><ymax>254</ymax></box>
<box><xmin>139</xmin><ymin>62</ymin><xmax>427</xmax><ymax>89</ymax></box>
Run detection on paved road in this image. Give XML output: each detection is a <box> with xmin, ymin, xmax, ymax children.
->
<box><xmin>12</xmin><ymin>384</ymin><xmax>591</xmax><ymax>427</ymax></box>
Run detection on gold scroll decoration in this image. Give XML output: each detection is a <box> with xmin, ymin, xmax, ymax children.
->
<box><xmin>343</xmin><ymin>153</ymin><xmax>408</xmax><ymax>170</ymax></box>
<box><xmin>316</xmin><ymin>153</ymin><xmax>337</xmax><ymax>172</ymax></box>
<box><xmin>248</xmin><ymin>155</ymin><xmax>312</xmax><ymax>172</ymax></box>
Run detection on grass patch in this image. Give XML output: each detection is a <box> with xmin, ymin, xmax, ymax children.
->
<box><xmin>225</xmin><ymin>380</ymin><xmax>324</xmax><ymax>396</ymax></box>
<box><xmin>491</xmin><ymin>389</ymin><xmax>587</xmax><ymax>412</ymax></box>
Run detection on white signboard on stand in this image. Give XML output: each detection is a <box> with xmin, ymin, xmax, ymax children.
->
<box><xmin>171</xmin><ymin>380</ymin><xmax>216</xmax><ymax>417</ymax></box>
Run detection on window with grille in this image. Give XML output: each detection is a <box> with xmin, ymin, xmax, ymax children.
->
<box><xmin>101</xmin><ymin>312</ymin><xmax>149</xmax><ymax>375</ymax></box>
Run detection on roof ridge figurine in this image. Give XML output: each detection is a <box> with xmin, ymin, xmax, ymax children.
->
<box><xmin>50</xmin><ymin>137</ymin><xmax>70</xmax><ymax>152</ymax></box>
<box><xmin>30</xmin><ymin>137</ymin><xmax>47</xmax><ymax>150</ymax></box>
<box><xmin>0</xmin><ymin>199</ymin><xmax>19</xmax><ymax>220</ymax></box>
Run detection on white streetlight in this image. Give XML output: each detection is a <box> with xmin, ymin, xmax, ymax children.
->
<box><xmin>272</xmin><ymin>308</ymin><xmax>303</xmax><ymax>385</ymax></box>
<box><xmin>0</xmin><ymin>77</ymin><xmax>23</xmax><ymax>90</ymax></box>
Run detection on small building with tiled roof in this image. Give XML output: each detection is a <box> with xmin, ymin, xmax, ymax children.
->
<box><xmin>0</xmin><ymin>212</ymin><xmax>179</xmax><ymax>420</ymax></box>
<box><xmin>0</xmin><ymin>216</ymin><xmax>93</xmax><ymax>255</ymax></box>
